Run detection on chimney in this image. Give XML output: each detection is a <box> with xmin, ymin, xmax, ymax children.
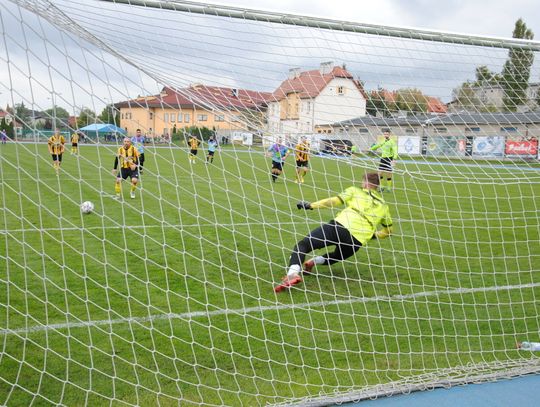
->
<box><xmin>319</xmin><ymin>61</ymin><xmax>334</xmax><ymax>75</ymax></box>
<box><xmin>231</xmin><ymin>88</ymin><xmax>239</xmax><ymax>97</ymax></box>
<box><xmin>288</xmin><ymin>67</ymin><xmax>301</xmax><ymax>80</ymax></box>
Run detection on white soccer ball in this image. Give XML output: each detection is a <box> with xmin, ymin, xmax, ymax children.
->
<box><xmin>80</xmin><ymin>201</ymin><xmax>94</xmax><ymax>214</ymax></box>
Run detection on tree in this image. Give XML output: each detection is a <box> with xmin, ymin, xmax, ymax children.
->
<box><xmin>44</xmin><ymin>105</ymin><xmax>70</xmax><ymax>129</ymax></box>
<box><xmin>98</xmin><ymin>104</ymin><xmax>119</xmax><ymax>125</ymax></box>
<box><xmin>76</xmin><ymin>108</ymin><xmax>97</xmax><ymax>129</ymax></box>
<box><xmin>14</xmin><ymin>102</ymin><xmax>31</xmax><ymax>126</ymax></box>
<box><xmin>395</xmin><ymin>88</ymin><xmax>429</xmax><ymax>114</ymax></box>
<box><xmin>502</xmin><ymin>18</ymin><xmax>535</xmax><ymax>111</ymax></box>
<box><xmin>366</xmin><ymin>88</ymin><xmax>397</xmax><ymax>117</ymax></box>
<box><xmin>451</xmin><ymin>81</ymin><xmax>498</xmax><ymax>113</ymax></box>
<box><xmin>474</xmin><ymin>65</ymin><xmax>501</xmax><ymax>86</ymax></box>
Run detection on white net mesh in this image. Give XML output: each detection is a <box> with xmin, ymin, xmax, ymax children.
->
<box><xmin>1</xmin><ymin>0</ymin><xmax>540</xmax><ymax>405</ymax></box>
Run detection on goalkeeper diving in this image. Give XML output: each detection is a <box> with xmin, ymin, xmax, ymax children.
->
<box><xmin>274</xmin><ymin>172</ymin><xmax>393</xmax><ymax>292</ymax></box>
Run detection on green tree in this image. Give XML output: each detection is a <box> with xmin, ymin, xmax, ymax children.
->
<box><xmin>14</xmin><ymin>102</ymin><xmax>31</xmax><ymax>126</ymax></box>
<box><xmin>76</xmin><ymin>107</ymin><xmax>97</xmax><ymax>129</ymax></box>
<box><xmin>395</xmin><ymin>88</ymin><xmax>429</xmax><ymax>113</ymax></box>
<box><xmin>98</xmin><ymin>104</ymin><xmax>119</xmax><ymax>125</ymax></box>
<box><xmin>366</xmin><ymin>88</ymin><xmax>396</xmax><ymax>117</ymax></box>
<box><xmin>502</xmin><ymin>18</ymin><xmax>535</xmax><ymax>111</ymax></box>
<box><xmin>474</xmin><ymin>65</ymin><xmax>501</xmax><ymax>86</ymax></box>
<box><xmin>44</xmin><ymin>105</ymin><xmax>70</xmax><ymax>129</ymax></box>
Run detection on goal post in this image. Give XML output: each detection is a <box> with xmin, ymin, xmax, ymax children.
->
<box><xmin>1</xmin><ymin>0</ymin><xmax>540</xmax><ymax>405</ymax></box>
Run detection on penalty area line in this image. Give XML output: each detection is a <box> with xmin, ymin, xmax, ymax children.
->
<box><xmin>1</xmin><ymin>281</ymin><xmax>539</xmax><ymax>336</ymax></box>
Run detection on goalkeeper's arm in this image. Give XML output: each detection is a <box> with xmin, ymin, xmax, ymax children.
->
<box><xmin>297</xmin><ymin>196</ymin><xmax>343</xmax><ymax>210</ymax></box>
<box><xmin>310</xmin><ymin>196</ymin><xmax>343</xmax><ymax>209</ymax></box>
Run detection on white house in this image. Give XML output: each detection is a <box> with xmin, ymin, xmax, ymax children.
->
<box><xmin>266</xmin><ymin>62</ymin><xmax>367</xmax><ymax>136</ymax></box>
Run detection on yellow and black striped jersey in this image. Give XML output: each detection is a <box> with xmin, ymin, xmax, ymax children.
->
<box><xmin>71</xmin><ymin>133</ymin><xmax>79</xmax><ymax>144</ymax></box>
<box><xmin>48</xmin><ymin>134</ymin><xmax>65</xmax><ymax>154</ymax></box>
<box><xmin>116</xmin><ymin>145</ymin><xmax>139</xmax><ymax>169</ymax></box>
<box><xmin>295</xmin><ymin>142</ymin><xmax>310</xmax><ymax>162</ymax></box>
<box><xmin>188</xmin><ymin>137</ymin><xmax>200</xmax><ymax>150</ymax></box>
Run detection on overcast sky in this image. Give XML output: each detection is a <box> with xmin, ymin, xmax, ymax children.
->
<box><xmin>208</xmin><ymin>0</ymin><xmax>540</xmax><ymax>39</ymax></box>
<box><xmin>1</xmin><ymin>0</ymin><xmax>540</xmax><ymax>116</ymax></box>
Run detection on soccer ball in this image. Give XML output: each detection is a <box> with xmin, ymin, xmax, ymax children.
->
<box><xmin>80</xmin><ymin>201</ymin><xmax>94</xmax><ymax>214</ymax></box>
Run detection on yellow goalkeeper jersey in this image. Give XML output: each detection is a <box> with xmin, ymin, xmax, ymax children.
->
<box><xmin>335</xmin><ymin>186</ymin><xmax>392</xmax><ymax>245</ymax></box>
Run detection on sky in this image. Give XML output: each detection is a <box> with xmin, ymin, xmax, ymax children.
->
<box><xmin>1</xmin><ymin>0</ymin><xmax>540</xmax><ymax>115</ymax></box>
<box><xmin>208</xmin><ymin>0</ymin><xmax>540</xmax><ymax>39</ymax></box>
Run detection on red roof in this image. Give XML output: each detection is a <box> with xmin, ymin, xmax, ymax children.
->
<box><xmin>427</xmin><ymin>97</ymin><xmax>448</xmax><ymax>114</ymax></box>
<box><xmin>115</xmin><ymin>85</ymin><xmax>272</xmax><ymax>111</ymax></box>
<box><xmin>273</xmin><ymin>66</ymin><xmax>367</xmax><ymax>101</ymax></box>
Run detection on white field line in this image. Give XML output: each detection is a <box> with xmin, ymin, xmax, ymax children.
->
<box><xmin>1</xmin><ymin>281</ymin><xmax>539</xmax><ymax>336</ymax></box>
<box><xmin>0</xmin><ymin>222</ymin><xmax>297</xmax><ymax>234</ymax></box>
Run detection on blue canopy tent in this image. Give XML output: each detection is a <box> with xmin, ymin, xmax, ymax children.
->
<box><xmin>79</xmin><ymin>123</ymin><xmax>126</xmax><ymax>142</ymax></box>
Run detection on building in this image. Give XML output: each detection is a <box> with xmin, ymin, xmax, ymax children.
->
<box><xmin>114</xmin><ymin>85</ymin><xmax>272</xmax><ymax>138</ymax></box>
<box><xmin>332</xmin><ymin>111</ymin><xmax>540</xmax><ymax>159</ymax></box>
<box><xmin>449</xmin><ymin>82</ymin><xmax>540</xmax><ymax>113</ymax></box>
<box><xmin>266</xmin><ymin>62</ymin><xmax>368</xmax><ymax>135</ymax></box>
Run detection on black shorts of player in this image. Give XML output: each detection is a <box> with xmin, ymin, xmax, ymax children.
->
<box><xmin>289</xmin><ymin>220</ymin><xmax>362</xmax><ymax>267</ymax></box>
<box><xmin>190</xmin><ymin>149</ymin><xmax>198</xmax><ymax>156</ymax></box>
<box><xmin>272</xmin><ymin>161</ymin><xmax>283</xmax><ymax>171</ymax></box>
<box><xmin>379</xmin><ymin>157</ymin><xmax>393</xmax><ymax>172</ymax></box>
<box><xmin>296</xmin><ymin>160</ymin><xmax>309</xmax><ymax>168</ymax></box>
<box><xmin>207</xmin><ymin>151</ymin><xmax>215</xmax><ymax>156</ymax></box>
<box><xmin>51</xmin><ymin>154</ymin><xmax>63</xmax><ymax>162</ymax></box>
<box><xmin>118</xmin><ymin>167</ymin><xmax>139</xmax><ymax>180</ymax></box>
<box><xmin>72</xmin><ymin>143</ymin><xmax>78</xmax><ymax>147</ymax></box>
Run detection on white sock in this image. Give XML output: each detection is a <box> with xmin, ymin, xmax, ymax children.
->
<box><xmin>313</xmin><ymin>256</ymin><xmax>325</xmax><ymax>265</ymax></box>
<box><xmin>287</xmin><ymin>264</ymin><xmax>301</xmax><ymax>278</ymax></box>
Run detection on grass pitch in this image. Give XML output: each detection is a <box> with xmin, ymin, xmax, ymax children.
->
<box><xmin>1</xmin><ymin>142</ymin><xmax>539</xmax><ymax>406</ymax></box>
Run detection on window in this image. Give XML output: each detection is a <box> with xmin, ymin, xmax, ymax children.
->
<box><xmin>466</xmin><ymin>127</ymin><xmax>481</xmax><ymax>132</ymax></box>
<box><xmin>337</xmin><ymin>86</ymin><xmax>345</xmax><ymax>95</ymax></box>
<box><xmin>121</xmin><ymin>113</ymin><xmax>124</xmax><ymax>119</ymax></box>
<box><xmin>215</xmin><ymin>114</ymin><xmax>225</xmax><ymax>122</ymax></box>
<box><xmin>435</xmin><ymin>127</ymin><xmax>448</xmax><ymax>133</ymax></box>
<box><xmin>231</xmin><ymin>115</ymin><xmax>240</xmax><ymax>122</ymax></box>
<box><xmin>184</xmin><ymin>114</ymin><xmax>190</xmax><ymax>123</ymax></box>
<box><xmin>359</xmin><ymin>128</ymin><xmax>369</xmax><ymax>133</ymax></box>
<box><xmin>305</xmin><ymin>101</ymin><xmax>311</xmax><ymax>113</ymax></box>
<box><xmin>149</xmin><ymin>112</ymin><xmax>154</xmax><ymax>120</ymax></box>
<box><xmin>171</xmin><ymin>113</ymin><xmax>176</xmax><ymax>122</ymax></box>
<box><xmin>177</xmin><ymin>113</ymin><xmax>183</xmax><ymax>122</ymax></box>
<box><xmin>500</xmin><ymin>127</ymin><xmax>517</xmax><ymax>132</ymax></box>
<box><xmin>197</xmin><ymin>114</ymin><xmax>208</xmax><ymax>122</ymax></box>
<box><xmin>164</xmin><ymin>113</ymin><xmax>169</xmax><ymax>122</ymax></box>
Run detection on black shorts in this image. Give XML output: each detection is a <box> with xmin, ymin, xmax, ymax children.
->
<box><xmin>296</xmin><ymin>160</ymin><xmax>309</xmax><ymax>168</ymax></box>
<box><xmin>379</xmin><ymin>157</ymin><xmax>393</xmax><ymax>172</ymax></box>
<box><xmin>190</xmin><ymin>149</ymin><xmax>198</xmax><ymax>156</ymax></box>
<box><xmin>117</xmin><ymin>167</ymin><xmax>139</xmax><ymax>180</ymax></box>
<box><xmin>207</xmin><ymin>151</ymin><xmax>215</xmax><ymax>156</ymax></box>
<box><xmin>272</xmin><ymin>161</ymin><xmax>283</xmax><ymax>171</ymax></box>
<box><xmin>72</xmin><ymin>143</ymin><xmax>78</xmax><ymax>147</ymax></box>
<box><xmin>51</xmin><ymin>154</ymin><xmax>63</xmax><ymax>162</ymax></box>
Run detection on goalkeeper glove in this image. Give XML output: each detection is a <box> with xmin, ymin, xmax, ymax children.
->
<box><xmin>296</xmin><ymin>201</ymin><xmax>312</xmax><ymax>210</ymax></box>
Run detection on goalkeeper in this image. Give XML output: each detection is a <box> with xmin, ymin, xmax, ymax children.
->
<box><xmin>370</xmin><ymin>129</ymin><xmax>397</xmax><ymax>191</ymax></box>
<box><xmin>274</xmin><ymin>172</ymin><xmax>393</xmax><ymax>292</ymax></box>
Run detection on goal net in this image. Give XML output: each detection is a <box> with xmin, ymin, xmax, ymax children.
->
<box><xmin>1</xmin><ymin>0</ymin><xmax>540</xmax><ymax>405</ymax></box>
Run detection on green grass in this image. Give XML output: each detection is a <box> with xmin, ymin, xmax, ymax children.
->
<box><xmin>0</xmin><ymin>142</ymin><xmax>539</xmax><ymax>406</ymax></box>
